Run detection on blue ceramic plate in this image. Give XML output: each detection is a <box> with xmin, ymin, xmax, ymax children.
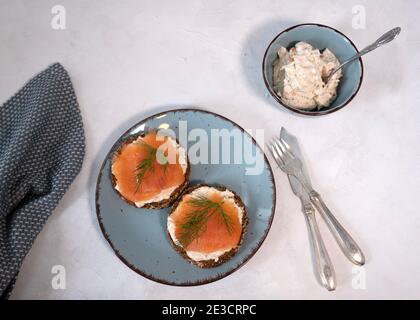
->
<box><xmin>263</xmin><ymin>23</ymin><xmax>364</xmax><ymax>116</ymax></box>
<box><xmin>95</xmin><ymin>109</ymin><xmax>276</xmax><ymax>285</ymax></box>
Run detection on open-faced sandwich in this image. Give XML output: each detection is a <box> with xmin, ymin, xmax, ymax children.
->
<box><xmin>111</xmin><ymin>131</ymin><xmax>190</xmax><ymax>208</ymax></box>
<box><xmin>167</xmin><ymin>184</ymin><xmax>248</xmax><ymax>268</ymax></box>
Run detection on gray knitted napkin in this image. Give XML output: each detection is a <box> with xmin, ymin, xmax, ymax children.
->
<box><xmin>0</xmin><ymin>63</ymin><xmax>85</xmax><ymax>299</ymax></box>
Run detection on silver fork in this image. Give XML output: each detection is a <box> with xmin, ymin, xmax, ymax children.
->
<box><xmin>270</xmin><ymin>141</ymin><xmax>336</xmax><ymax>290</ymax></box>
<box><xmin>272</xmin><ymin>137</ymin><xmax>365</xmax><ymax>266</ymax></box>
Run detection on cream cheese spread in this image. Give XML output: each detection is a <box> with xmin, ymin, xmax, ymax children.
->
<box><xmin>272</xmin><ymin>41</ymin><xmax>342</xmax><ymax>110</ymax></box>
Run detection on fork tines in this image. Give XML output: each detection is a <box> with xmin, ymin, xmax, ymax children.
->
<box><xmin>270</xmin><ymin>138</ymin><xmax>294</xmax><ymax>164</ymax></box>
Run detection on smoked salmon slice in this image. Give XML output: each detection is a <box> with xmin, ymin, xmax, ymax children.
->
<box><xmin>111</xmin><ymin>131</ymin><xmax>189</xmax><ymax>208</ymax></box>
<box><xmin>168</xmin><ymin>184</ymin><xmax>248</xmax><ymax>268</ymax></box>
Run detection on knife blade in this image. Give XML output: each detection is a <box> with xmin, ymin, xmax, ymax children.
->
<box><xmin>279</xmin><ymin>127</ymin><xmax>312</xmax><ymax>206</ymax></box>
<box><xmin>280</xmin><ymin>127</ymin><xmax>313</xmax><ymax>190</ymax></box>
<box><xmin>288</xmin><ymin>175</ymin><xmax>311</xmax><ymax>207</ymax></box>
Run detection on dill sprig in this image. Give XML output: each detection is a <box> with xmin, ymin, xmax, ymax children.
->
<box><xmin>179</xmin><ymin>194</ymin><xmax>234</xmax><ymax>247</ymax></box>
<box><xmin>133</xmin><ymin>140</ymin><xmax>169</xmax><ymax>192</ymax></box>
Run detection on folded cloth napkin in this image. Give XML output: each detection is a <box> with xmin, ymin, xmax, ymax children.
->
<box><xmin>0</xmin><ymin>63</ymin><xmax>85</xmax><ymax>299</ymax></box>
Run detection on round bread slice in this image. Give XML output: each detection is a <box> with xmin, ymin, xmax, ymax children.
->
<box><xmin>167</xmin><ymin>184</ymin><xmax>248</xmax><ymax>268</ymax></box>
<box><xmin>111</xmin><ymin>131</ymin><xmax>190</xmax><ymax>209</ymax></box>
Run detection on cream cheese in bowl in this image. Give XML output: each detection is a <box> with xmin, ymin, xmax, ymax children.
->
<box><xmin>272</xmin><ymin>42</ymin><xmax>342</xmax><ymax>110</ymax></box>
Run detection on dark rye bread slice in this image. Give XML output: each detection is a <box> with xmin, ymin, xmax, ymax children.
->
<box><xmin>168</xmin><ymin>184</ymin><xmax>248</xmax><ymax>268</ymax></box>
<box><xmin>111</xmin><ymin>134</ymin><xmax>190</xmax><ymax>209</ymax></box>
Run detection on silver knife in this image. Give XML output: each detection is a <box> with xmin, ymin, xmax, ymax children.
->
<box><xmin>289</xmin><ymin>174</ymin><xmax>336</xmax><ymax>291</ymax></box>
<box><xmin>280</xmin><ymin>128</ymin><xmax>365</xmax><ymax>266</ymax></box>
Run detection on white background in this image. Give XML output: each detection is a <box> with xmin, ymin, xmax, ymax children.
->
<box><xmin>1</xmin><ymin>0</ymin><xmax>419</xmax><ymax>299</ymax></box>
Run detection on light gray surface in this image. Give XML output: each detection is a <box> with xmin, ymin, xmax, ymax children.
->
<box><xmin>1</xmin><ymin>0</ymin><xmax>419</xmax><ymax>299</ymax></box>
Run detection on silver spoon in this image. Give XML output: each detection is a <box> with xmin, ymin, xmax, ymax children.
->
<box><xmin>323</xmin><ymin>27</ymin><xmax>401</xmax><ymax>84</ymax></box>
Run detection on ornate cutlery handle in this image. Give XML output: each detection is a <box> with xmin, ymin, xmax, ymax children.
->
<box><xmin>309</xmin><ymin>191</ymin><xmax>365</xmax><ymax>266</ymax></box>
<box><xmin>326</xmin><ymin>27</ymin><xmax>401</xmax><ymax>81</ymax></box>
<box><xmin>303</xmin><ymin>203</ymin><xmax>336</xmax><ymax>291</ymax></box>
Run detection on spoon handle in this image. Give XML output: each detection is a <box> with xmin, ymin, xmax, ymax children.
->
<box><xmin>358</xmin><ymin>27</ymin><xmax>401</xmax><ymax>56</ymax></box>
<box><xmin>328</xmin><ymin>27</ymin><xmax>401</xmax><ymax>80</ymax></box>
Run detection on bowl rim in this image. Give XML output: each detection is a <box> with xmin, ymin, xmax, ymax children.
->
<box><xmin>262</xmin><ymin>23</ymin><xmax>364</xmax><ymax>116</ymax></box>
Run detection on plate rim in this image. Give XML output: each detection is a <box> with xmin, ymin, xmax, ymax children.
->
<box><xmin>95</xmin><ymin>107</ymin><xmax>277</xmax><ymax>286</ymax></box>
